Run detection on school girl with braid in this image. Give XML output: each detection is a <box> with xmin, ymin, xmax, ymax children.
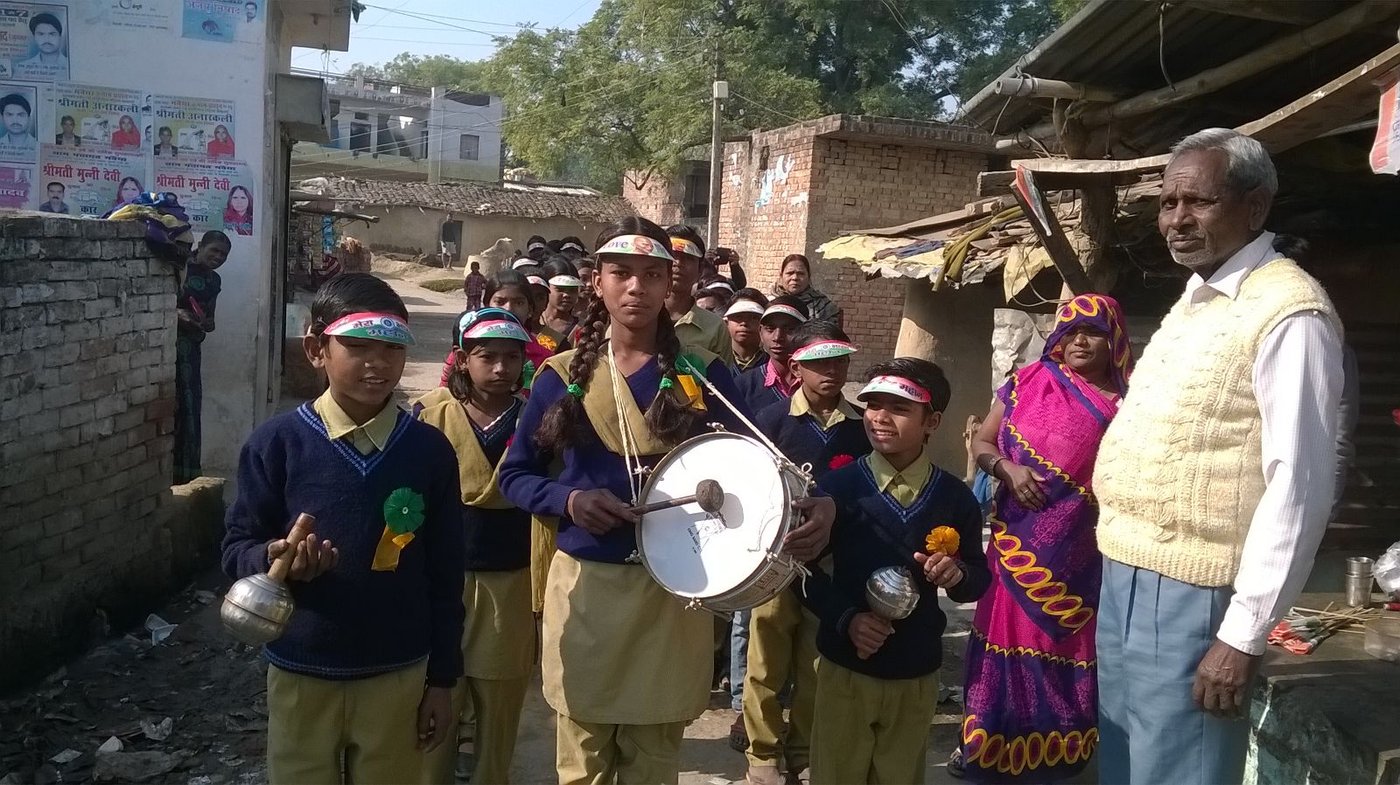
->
<box><xmin>499</xmin><ymin>216</ymin><xmax>836</xmax><ymax>784</ymax></box>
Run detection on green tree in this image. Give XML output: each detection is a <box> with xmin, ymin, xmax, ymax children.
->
<box><xmin>346</xmin><ymin>53</ymin><xmax>488</xmax><ymax>91</ymax></box>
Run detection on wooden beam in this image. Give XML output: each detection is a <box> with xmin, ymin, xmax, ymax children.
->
<box><xmin>1080</xmin><ymin>0</ymin><xmax>1397</xmax><ymax>126</ymax></box>
<box><xmin>1239</xmin><ymin>41</ymin><xmax>1400</xmax><ymax>151</ymax></box>
<box><xmin>1009</xmin><ymin>168</ymin><xmax>1095</xmax><ymax>295</ymax></box>
<box><xmin>1180</xmin><ymin>0</ymin><xmax>1334</xmax><ymax>26</ymax></box>
<box><xmin>995</xmin><ymin>75</ymin><xmax>1121</xmax><ymax>102</ymax></box>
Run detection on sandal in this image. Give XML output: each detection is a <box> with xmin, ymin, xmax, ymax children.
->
<box><xmin>729</xmin><ymin>713</ymin><xmax>749</xmax><ymax>753</ymax></box>
<box><xmin>947</xmin><ymin>747</ymin><xmax>966</xmax><ymax>779</ymax></box>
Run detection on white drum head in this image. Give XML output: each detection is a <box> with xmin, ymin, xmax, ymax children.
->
<box><xmin>638</xmin><ymin>433</ymin><xmax>791</xmax><ymax>599</ymax></box>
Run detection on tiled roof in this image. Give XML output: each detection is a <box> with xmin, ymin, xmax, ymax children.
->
<box><xmin>310</xmin><ymin>177</ymin><xmax>636</xmax><ymax>223</ymax></box>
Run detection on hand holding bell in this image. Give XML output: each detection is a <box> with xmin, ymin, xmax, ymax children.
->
<box><xmin>221</xmin><ymin>513</ymin><xmax>316</xmax><ymax>645</ymax></box>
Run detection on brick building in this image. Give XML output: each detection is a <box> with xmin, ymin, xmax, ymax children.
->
<box><xmin>624</xmin><ymin>115</ymin><xmax>994</xmax><ymax>376</ymax></box>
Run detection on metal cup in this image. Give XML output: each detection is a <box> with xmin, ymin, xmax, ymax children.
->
<box><xmin>1346</xmin><ymin>556</ymin><xmax>1375</xmax><ymax>608</ymax></box>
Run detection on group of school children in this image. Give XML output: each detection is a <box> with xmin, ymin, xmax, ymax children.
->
<box><xmin>221</xmin><ymin>215</ymin><xmax>991</xmax><ymax>785</ymax></box>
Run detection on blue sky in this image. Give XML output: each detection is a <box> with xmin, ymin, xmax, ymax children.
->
<box><xmin>291</xmin><ymin>0</ymin><xmax>603</xmax><ymax>74</ymax></box>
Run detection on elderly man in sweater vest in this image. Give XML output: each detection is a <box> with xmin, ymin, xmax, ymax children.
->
<box><xmin>1093</xmin><ymin>128</ymin><xmax>1342</xmax><ymax>784</ymax></box>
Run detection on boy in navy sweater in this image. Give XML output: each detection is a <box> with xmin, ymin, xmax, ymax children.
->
<box><xmin>734</xmin><ymin>295</ymin><xmax>808</xmax><ymax>414</ymax></box>
<box><xmin>221</xmin><ymin>274</ymin><xmax>465</xmax><ymax>784</ymax></box>
<box><xmin>803</xmin><ymin>358</ymin><xmax>991</xmax><ymax>785</ymax></box>
<box><xmin>744</xmin><ymin>320</ymin><xmax>871</xmax><ymax>785</ymax></box>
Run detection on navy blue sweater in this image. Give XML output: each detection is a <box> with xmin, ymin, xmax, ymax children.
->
<box><xmin>463</xmin><ymin>399</ymin><xmax>532</xmax><ymax>572</ymax></box>
<box><xmin>802</xmin><ymin>457</ymin><xmax>991</xmax><ymax>680</ymax></box>
<box><xmin>734</xmin><ymin>361</ymin><xmax>789</xmax><ymax>414</ymax></box>
<box><xmin>499</xmin><ymin>356</ymin><xmax>752</xmax><ymax>564</ymax></box>
<box><xmin>754</xmin><ymin>397</ymin><xmax>871</xmax><ymax>482</ymax></box>
<box><xmin>221</xmin><ymin>404</ymin><xmax>466</xmax><ymax>687</ymax></box>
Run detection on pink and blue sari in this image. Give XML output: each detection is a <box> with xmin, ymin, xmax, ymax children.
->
<box><xmin>960</xmin><ymin>294</ymin><xmax>1132</xmax><ymax>783</ymax></box>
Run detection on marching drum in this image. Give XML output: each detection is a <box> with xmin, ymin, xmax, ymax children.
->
<box><xmin>636</xmin><ymin>431</ymin><xmax>812</xmax><ymax>613</ymax></box>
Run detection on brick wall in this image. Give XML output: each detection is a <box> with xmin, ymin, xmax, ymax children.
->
<box><xmin>0</xmin><ymin>215</ymin><xmax>181</xmax><ymax>689</ymax></box>
<box><xmin>622</xmin><ymin>170</ymin><xmax>686</xmax><ymax>227</ymax></box>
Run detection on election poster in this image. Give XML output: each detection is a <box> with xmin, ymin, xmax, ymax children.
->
<box><xmin>35</xmin><ymin>145</ymin><xmax>146</xmax><ymax>216</ymax></box>
<box><xmin>99</xmin><ymin>0</ymin><xmax>172</xmax><ymax>33</ymax></box>
<box><xmin>0</xmin><ymin>162</ymin><xmax>32</xmax><ymax>208</ymax></box>
<box><xmin>153</xmin><ymin>156</ymin><xmax>255</xmax><ymax>235</ymax></box>
<box><xmin>151</xmin><ymin>94</ymin><xmax>236</xmax><ymax>159</ymax></box>
<box><xmin>0</xmin><ymin>82</ymin><xmax>38</xmax><ymax>164</ymax></box>
<box><xmin>181</xmin><ymin>0</ymin><xmax>252</xmax><ymax>44</ymax></box>
<box><xmin>53</xmin><ymin>83</ymin><xmax>145</xmax><ymax>151</ymax></box>
<box><xmin>0</xmin><ymin>3</ymin><xmax>69</xmax><ymax>82</ymax></box>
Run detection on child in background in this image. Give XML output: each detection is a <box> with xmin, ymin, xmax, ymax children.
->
<box><xmin>537</xmin><ymin>256</ymin><xmax>582</xmax><ymax>352</ymax></box>
<box><xmin>439</xmin><ymin>268</ymin><xmax>552</xmax><ymax>393</ymax></box>
<box><xmin>802</xmin><ymin>358</ymin><xmax>991</xmax><ymax>785</ymax></box>
<box><xmin>665</xmin><ymin>225</ymin><xmax>733</xmax><ymax>363</ymax></box>
<box><xmin>418</xmin><ymin>309</ymin><xmax>534</xmax><ymax>785</ymax></box>
<box><xmin>722</xmin><ymin>288</ymin><xmax>769</xmax><ymax>376</ymax></box>
<box><xmin>221</xmin><ymin>273</ymin><xmax>465</xmax><ymax>784</ymax></box>
<box><xmin>735</xmin><ymin>295</ymin><xmax>809</xmax><ymax>413</ymax></box>
<box><xmin>744</xmin><ymin>319</ymin><xmax>872</xmax><ymax>785</ymax></box>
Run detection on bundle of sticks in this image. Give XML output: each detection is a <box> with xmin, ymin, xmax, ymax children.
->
<box><xmin>1268</xmin><ymin>603</ymin><xmax>1382</xmax><ymax>655</ymax></box>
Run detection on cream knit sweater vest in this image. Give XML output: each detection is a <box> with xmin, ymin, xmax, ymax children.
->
<box><xmin>1094</xmin><ymin>258</ymin><xmax>1338</xmax><ymax>587</ymax></box>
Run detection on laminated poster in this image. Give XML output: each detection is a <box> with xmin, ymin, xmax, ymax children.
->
<box><xmin>35</xmin><ymin>144</ymin><xmax>146</xmax><ymax>217</ymax></box>
<box><xmin>53</xmin><ymin>83</ymin><xmax>146</xmax><ymax>152</ymax></box>
<box><xmin>182</xmin><ymin>0</ymin><xmax>256</xmax><ymax>43</ymax></box>
<box><xmin>153</xmin><ymin>156</ymin><xmax>254</xmax><ymax>236</ymax></box>
<box><xmin>151</xmin><ymin>94</ymin><xmax>236</xmax><ymax>159</ymax></box>
<box><xmin>0</xmin><ymin>81</ymin><xmax>37</xmax><ymax>164</ymax></box>
<box><xmin>0</xmin><ymin>161</ymin><xmax>32</xmax><ymax>208</ymax></box>
<box><xmin>0</xmin><ymin>3</ymin><xmax>69</xmax><ymax>82</ymax></box>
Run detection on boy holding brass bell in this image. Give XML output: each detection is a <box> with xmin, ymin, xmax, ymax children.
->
<box><xmin>221</xmin><ymin>274</ymin><xmax>465</xmax><ymax>784</ymax></box>
<box><xmin>800</xmin><ymin>358</ymin><xmax>991</xmax><ymax>784</ymax></box>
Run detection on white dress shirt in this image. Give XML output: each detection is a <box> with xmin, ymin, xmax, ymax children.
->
<box><xmin>1181</xmin><ymin>231</ymin><xmax>1342</xmax><ymax>655</ymax></box>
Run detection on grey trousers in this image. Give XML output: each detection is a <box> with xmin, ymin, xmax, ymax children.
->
<box><xmin>1097</xmin><ymin>558</ymin><xmax>1250</xmax><ymax>785</ymax></box>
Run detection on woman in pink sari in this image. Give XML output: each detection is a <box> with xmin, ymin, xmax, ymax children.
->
<box><xmin>953</xmin><ymin>293</ymin><xmax>1133</xmax><ymax>782</ymax></box>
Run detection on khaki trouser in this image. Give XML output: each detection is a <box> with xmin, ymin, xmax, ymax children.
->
<box><xmin>423</xmin><ymin>675</ymin><xmax>530</xmax><ymax>785</ymax></box>
<box><xmin>555</xmin><ymin>714</ymin><xmax>687</xmax><ymax>785</ymax></box>
<box><xmin>267</xmin><ymin>661</ymin><xmax>428</xmax><ymax>785</ymax></box>
<box><xmin>808</xmin><ymin>658</ymin><xmax>939</xmax><ymax>785</ymax></box>
<box><xmin>742</xmin><ymin>590</ymin><xmax>820</xmax><ymax>772</ymax></box>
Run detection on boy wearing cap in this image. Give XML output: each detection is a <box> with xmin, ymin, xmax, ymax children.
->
<box><xmin>222</xmin><ymin>274</ymin><xmax>465</xmax><ymax>784</ymax></box>
<box><xmin>723</xmin><ymin>289</ymin><xmax>769</xmax><ymax>376</ymax></box>
<box><xmin>745</xmin><ymin>320</ymin><xmax>872</xmax><ymax>785</ymax></box>
<box><xmin>666</xmin><ymin>225</ymin><xmax>732</xmax><ymax>363</ymax></box>
<box><xmin>735</xmin><ymin>295</ymin><xmax>809</xmax><ymax>414</ymax></box>
<box><xmin>801</xmin><ymin>358</ymin><xmax>991</xmax><ymax>785</ymax></box>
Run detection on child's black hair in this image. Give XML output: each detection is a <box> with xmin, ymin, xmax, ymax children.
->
<box><xmin>309</xmin><ymin>273</ymin><xmax>408</xmax><ymax>336</ymax></box>
<box><xmin>535</xmin><ymin>216</ymin><xmax>695</xmax><ymax>452</ymax></box>
<box><xmin>727</xmin><ymin>287</ymin><xmax>769</xmax><ymax>310</ymax></box>
<box><xmin>541</xmin><ymin>255</ymin><xmax>580</xmax><ymax>280</ymax></box>
<box><xmin>789</xmin><ymin>319</ymin><xmax>851</xmax><ymax>353</ymax></box>
<box><xmin>560</xmin><ymin>235</ymin><xmax>586</xmax><ymax>253</ymax></box>
<box><xmin>764</xmin><ymin>294</ymin><xmax>811</xmax><ymax>321</ymax></box>
<box><xmin>865</xmin><ymin>357</ymin><xmax>951</xmax><ymax>413</ymax></box>
<box><xmin>484</xmin><ymin>267</ymin><xmax>532</xmax><ymax>306</ymax></box>
<box><xmin>525</xmin><ymin>234</ymin><xmax>547</xmax><ymax>248</ymax></box>
<box><xmin>664</xmin><ymin>224</ymin><xmax>706</xmax><ymax>258</ymax></box>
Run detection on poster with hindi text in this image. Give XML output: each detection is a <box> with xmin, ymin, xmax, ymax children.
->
<box><xmin>35</xmin><ymin>145</ymin><xmax>146</xmax><ymax>216</ymax></box>
<box><xmin>0</xmin><ymin>161</ymin><xmax>32</xmax><ymax>207</ymax></box>
<box><xmin>153</xmin><ymin>156</ymin><xmax>254</xmax><ymax>235</ymax></box>
<box><xmin>53</xmin><ymin>83</ymin><xmax>145</xmax><ymax>151</ymax></box>
<box><xmin>181</xmin><ymin>0</ymin><xmax>257</xmax><ymax>43</ymax></box>
<box><xmin>151</xmin><ymin>94</ymin><xmax>236</xmax><ymax>159</ymax></box>
<box><xmin>0</xmin><ymin>3</ymin><xmax>69</xmax><ymax>82</ymax></box>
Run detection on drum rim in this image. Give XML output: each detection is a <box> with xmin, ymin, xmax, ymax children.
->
<box><xmin>636</xmin><ymin>431</ymin><xmax>800</xmax><ymax>600</ymax></box>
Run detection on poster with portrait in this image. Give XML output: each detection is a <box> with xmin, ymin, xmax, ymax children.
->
<box><xmin>181</xmin><ymin>0</ymin><xmax>250</xmax><ymax>44</ymax></box>
<box><xmin>53</xmin><ymin>83</ymin><xmax>146</xmax><ymax>151</ymax></box>
<box><xmin>151</xmin><ymin>94</ymin><xmax>235</xmax><ymax>159</ymax></box>
<box><xmin>153</xmin><ymin>156</ymin><xmax>254</xmax><ymax>235</ymax></box>
<box><xmin>0</xmin><ymin>3</ymin><xmax>69</xmax><ymax>82</ymax></box>
<box><xmin>0</xmin><ymin>82</ymin><xmax>37</xmax><ymax>163</ymax></box>
<box><xmin>86</xmin><ymin>0</ymin><xmax>172</xmax><ymax>33</ymax></box>
<box><xmin>35</xmin><ymin>144</ymin><xmax>146</xmax><ymax>216</ymax></box>
<box><xmin>0</xmin><ymin>162</ymin><xmax>32</xmax><ymax>208</ymax></box>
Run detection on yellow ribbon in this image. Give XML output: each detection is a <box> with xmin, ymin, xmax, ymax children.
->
<box><xmin>371</xmin><ymin>528</ymin><xmax>416</xmax><ymax>571</ymax></box>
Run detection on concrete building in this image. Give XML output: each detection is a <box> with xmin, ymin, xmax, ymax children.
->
<box><xmin>310</xmin><ymin>176</ymin><xmax>636</xmax><ymax>266</ymax></box>
<box><xmin>290</xmin><ymin>70</ymin><xmax>503</xmax><ymax>184</ymax></box>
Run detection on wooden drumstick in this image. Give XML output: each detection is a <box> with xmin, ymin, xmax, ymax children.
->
<box><xmin>632</xmin><ymin>479</ymin><xmax>725</xmax><ymax>515</ymax></box>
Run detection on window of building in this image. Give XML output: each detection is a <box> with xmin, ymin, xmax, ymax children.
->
<box><xmin>459</xmin><ymin>134</ymin><xmax>480</xmax><ymax>161</ymax></box>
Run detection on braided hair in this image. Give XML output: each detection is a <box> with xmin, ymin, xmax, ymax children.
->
<box><xmin>534</xmin><ymin>216</ymin><xmax>698</xmax><ymax>451</ymax></box>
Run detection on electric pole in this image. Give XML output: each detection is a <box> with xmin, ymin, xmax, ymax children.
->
<box><xmin>707</xmin><ymin>43</ymin><xmax>727</xmax><ymax>247</ymax></box>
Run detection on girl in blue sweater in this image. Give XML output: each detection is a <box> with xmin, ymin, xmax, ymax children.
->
<box><xmin>417</xmin><ymin>308</ymin><xmax>533</xmax><ymax>785</ymax></box>
<box><xmin>221</xmin><ymin>273</ymin><xmax>465</xmax><ymax>785</ymax></box>
<box><xmin>500</xmin><ymin>217</ymin><xmax>837</xmax><ymax>785</ymax></box>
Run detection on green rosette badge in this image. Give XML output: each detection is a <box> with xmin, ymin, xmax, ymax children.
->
<box><xmin>372</xmin><ymin>487</ymin><xmax>425</xmax><ymax>571</ymax></box>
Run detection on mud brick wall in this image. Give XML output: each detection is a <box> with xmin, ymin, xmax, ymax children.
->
<box><xmin>0</xmin><ymin>215</ymin><xmax>179</xmax><ymax>690</ymax></box>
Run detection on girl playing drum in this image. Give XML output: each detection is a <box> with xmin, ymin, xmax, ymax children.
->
<box><xmin>500</xmin><ymin>216</ymin><xmax>835</xmax><ymax>784</ymax></box>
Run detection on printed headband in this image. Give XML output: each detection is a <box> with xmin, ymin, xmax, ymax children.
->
<box><xmin>526</xmin><ymin>275</ymin><xmax>548</xmax><ymax>288</ymax></box>
<box><xmin>511</xmin><ymin>258</ymin><xmax>534</xmax><ymax>269</ymax></box>
<box><xmin>322</xmin><ymin>312</ymin><xmax>415</xmax><ymax>346</ymax></box>
<box><xmin>761</xmin><ymin>303</ymin><xmax>807</xmax><ymax>323</ymax></box>
<box><xmin>791</xmin><ymin>340</ymin><xmax>857</xmax><ymax>362</ymax></box>
<box><xmin>463</xmin><ymin>319</ymin><xmax>530</xmax><ymax>343</ymax></box>
<box><xmin>703</xmin><ymin>280</ymin><xmax>735</xmax><ymax>294</ymax></box>
<box><xmin>857</xmin><ymin>375</ymin><xmax>931</xmax><ymax>404</ymax></box>
<box><xmin>669</xmin><ymin>236</ymin><xmax>702</xmax><ymax>259</ymax></box>
<box><xmin>561</xmin><ymin>241</ymin><xmax>584</xmax><ymax>253</ymax></box>
<box><xmin>457</xmin><ymin>307</ymin><xmax>525</xmax><ymax>348</ymax></box>
<box><xmin>527</xmin><ymin>241</ymin><xmax>546</xmax><ymax>251</ymax></box>
<box><xmin>596</xmin><ymin>233</ymin><xmax>675</xmax><ymax>262</ymax></box>
<box><xmin>724</xmin><ymin>300</ymin><xmax>764</xmax><ymax>318</ymax></box>
<box><xmin>549</xmin><ymin>274</ymin><xmax>583</xmax><ymax>288</ymax></box>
